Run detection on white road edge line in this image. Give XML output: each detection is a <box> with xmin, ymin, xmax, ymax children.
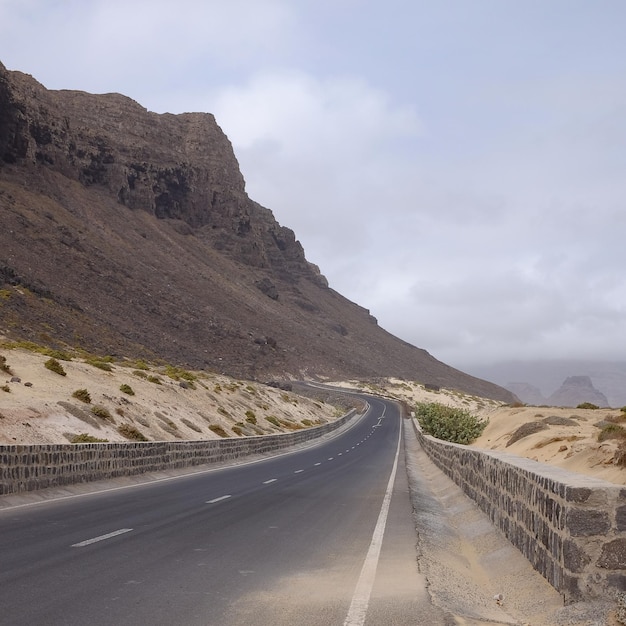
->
<box><xmin>207</xmin><ymin>495</ymin><xmax>232</xmax><ymax>504</ymax></box>
<box><xmin>343</xmin><ymin>418</ymin><xmax>402</xmax><ymax>626</ymax></box>
<box><xmin>71</xmin><ymin>528</ymin><xmax>133</xmax><ymax>548</ymax></box>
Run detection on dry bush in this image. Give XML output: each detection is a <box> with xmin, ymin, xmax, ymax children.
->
<box><xmin>209</xmin><ymin>424</ymin><xmax>228</xmax><ymax>437</ymax></box>
<box><xmin>598</xmin><ymin>423</ymin><xmax>626</xmax><ymax>443</ymax></box>
<box><xmin>118</xmin><ymin>423</ymin><xmax>148</xmax><ymax>441</ymax></box>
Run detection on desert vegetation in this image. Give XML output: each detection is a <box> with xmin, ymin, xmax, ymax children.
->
<box><xmin>415</xmin><ymin>401</ymin><xmax>487</xmax><ymax>444</ymax></box>
<box><xmin>44</xmin><ymin>358</ymin><xmax>66</xmax><ymax>376</ymax></box>
<box><xmin>118</xmin><ymin>423</ymin><xmax>148</xmax><ymax>441</ymax></box>
<box><xmin>72</xmin><ymin>388</ymin><xmax>92</xmax><ymax>403</ymax></box>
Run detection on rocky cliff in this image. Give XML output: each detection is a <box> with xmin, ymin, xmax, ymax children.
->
<box><xmin>0</xmin><ymin>61</ymin><xmax>514</xmax><ymax>402</ymax></box>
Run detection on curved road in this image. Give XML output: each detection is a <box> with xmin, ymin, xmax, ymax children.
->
<box><xmin>0</xmin><ymin>395</ymin><xmax>447</xmax><ymax>625</ymax></box>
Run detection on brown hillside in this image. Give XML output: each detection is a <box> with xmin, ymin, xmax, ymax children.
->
<box><xmin>0</xmin><ymin>62</ymin><xmax>514</xmax><ymax>402</ymax></box>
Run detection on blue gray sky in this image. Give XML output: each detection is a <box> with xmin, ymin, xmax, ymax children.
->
<box><xmin>2</xmin><ymin>1</ymin><xmax>625</xmax><ymax>370</ymax></box>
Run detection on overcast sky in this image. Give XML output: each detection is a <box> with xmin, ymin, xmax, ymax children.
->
<box><xmin>1</xmin><ymin>1</ymin><xmax>625</xmax><ymax>370</ymax></box>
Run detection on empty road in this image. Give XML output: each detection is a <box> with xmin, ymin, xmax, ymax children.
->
<box><xmin>0</xmin><ymin>395</ymin><xmax>448</xmax><ymax>625</ymax></box>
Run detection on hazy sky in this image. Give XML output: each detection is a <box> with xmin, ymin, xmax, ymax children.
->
<box><xmin>1</xmin><ymin>1</ymin><xmax>625</xmax><ymax>369</ymax></box>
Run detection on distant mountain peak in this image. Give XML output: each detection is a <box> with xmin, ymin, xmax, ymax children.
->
<box><xmin>505</xmin><ymin>382</ymin><xmax>546</xmax><ymax>405</ymax></box>
<box><xmin>547</xmin><ymin>375</ymin><xmax>609</xmax><ymax>408</ymax></box>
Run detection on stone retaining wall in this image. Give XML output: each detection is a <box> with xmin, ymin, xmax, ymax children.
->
<box><xmin>413</xmin><ymin>418</ymin><xmax>626</xmax><ymax>602</ymax></box>
<box><xmin>0</xmin><ymin>410</ymin><xmax>356</xmax><ymax>496</ymax></box>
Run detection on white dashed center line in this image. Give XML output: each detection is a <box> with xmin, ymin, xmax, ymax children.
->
<box><xmin>207</xmin><ymin>495</ymin><xmax>232</xmax><ymax>504</ymax></box>
<box><xmin>294</xmin><ymin>469</ymin><xmax>304</xmax><ymax>474</ymax></box>
<box><xmin>263</xmin><ymin>479</ymin><xmax>277</xmax><ymax>484</ymax></box>
<box><xmin>72</xmin><ymin>528</ymin><xmax>133</xmax><ymax>548</ymax></box>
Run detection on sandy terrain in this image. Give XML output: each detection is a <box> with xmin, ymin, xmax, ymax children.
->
<box><xmin>3</xmin><ymin>344</ymin><xmax>625</xmax><ymax>488</ymax></box>
<box><xmin>0</xmin><ymin>345</ymin><xmax>343</xmax><ymax>445</ymax></box>
<box><xmin>342</xmin><ymin>378</ymin><xmax>626</xmax><ymax>486</ymax></box>
<box><xmin>473</xmin><ymin>404</ymin><xmax>626</xmax><ymax>486</ymax></box>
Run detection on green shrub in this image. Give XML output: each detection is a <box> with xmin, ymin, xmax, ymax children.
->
<box><xmin>164</xmin><ymin>365</ymin><xmax>197</xmax><ymax>382</ymax></box>
<box><xmin>118</xmin><ymin>423</ymin><xmax>148</xmax><ymax>441</ymax></box>
<box><xmin>266</xmin><ymin>416</ymin><xmax>280</xmax><ymax>428</ymax></box>
<box><xmin>245</xmin><ymin>413</ymin><xmax>257</xmax><ymax>425</ymax></box>
<box><xmin>598</xmin><ymin>423</ymin><xmax>626</xmax><ymax>442</ymax></box>
<box><xmin>1</xmin><ymin>384</ymin><xmax>10</xmax><ymax>393</ymax></box>
<box><xmin>47</xmin><ymin>349</ymin><xmax>73</xmax><ymax>360</ymax></box>
<box><xmin>147</xmin><ymin>375</ymin><xmax>162</xmax><ymax>384</ymax></box>
<box><xmin>91</xmin><ymin>405</ymin><xmax>113</xmax><ymax>421</ymax></box>
<box><xmin>72</xmin><ymin>388</ymin><xmax>92</xmax><ymax>403</ymax></box>
<box><xmin>133</xmin><ymin>370</ymin><xmax>148</xmax><ymax>379</ymax></box>
<box><xmin>86</xmin><ymin>358</ymin><xmax>113</xmax><ymax>371</ymax></box>
<box><xmin>232</xmin><ymin>426</ymin><xmax>244</xmax><ymax>436</ymax></box>
<box><xmin>209</xmin><ymin>424</ymin><xmax>228</xmax><ymax>437</ymax></box>
<box><xmin>45</xmin><ymin>358</ymin><xmax>66</xmax><ymax>376</ymax></box>
<box><xmin>577</xmin><ymin>402</ymin><xmax>599</xmax><ymax>410</ymax></box>
<box><xmin>620</xmin><ymin>406</ymin><xmax>626</xmax><ymax>414</ymax></box>
<box><xmin>415</xmin><ymin>402</ymin><xmax>487</xmax><ymax>444</ymax></box>
<box><xmin>2</xmin><ymin>340</ymin><xmax>71</xmax><ymax>360</ymax></box>
<box><xmin>120</xmin><ymin>384</ymin><xmax>135</xmax><ymax>396</ymax></box>
<box><xmin>71</xmin><ymin>433</ymin><xmax>108</xmax><ymax>443</ymax></box>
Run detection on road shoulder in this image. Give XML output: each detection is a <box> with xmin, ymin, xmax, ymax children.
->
<box><xmin>403</xmin><ymin>419</ymin><xmax>614</xmax><ymax>625</ymax></box>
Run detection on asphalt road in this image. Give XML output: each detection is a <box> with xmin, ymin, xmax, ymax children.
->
<box><xmin>0</xmin><ymin>395</ymin><xmax>447</xmax><ymax>626</ymax></box>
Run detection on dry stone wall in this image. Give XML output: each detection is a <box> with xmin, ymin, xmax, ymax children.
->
<box><xmin>0</xmin><ymin>411</ymin><xmax>356</xmax><ymax>496</ymax></box>
<box><xmin>413</xmin><ymin>418</ymin><xmax>626</xmax><ymax>603</ymax></box>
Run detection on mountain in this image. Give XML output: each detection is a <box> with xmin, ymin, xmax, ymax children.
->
<box><xmin>466</xmin><ymin>360</ymin><xmax>626</xmax><ymax>407</ymax></box>
<box><xmin>546</xmin><ymin>376</ymin><xmax>609</xmax><ymax>408</ymax></box>
<box><xmin>504</xmin><ymin>382</ymin><xmax>546</xmax><ymax>406</ymax></box>
<box><xmin>0</xmin><ymin>61</ymin><xmax>514</xmax><ymax>402</ymax></box>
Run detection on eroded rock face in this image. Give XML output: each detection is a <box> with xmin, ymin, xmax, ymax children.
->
<box><xmin>547</xmin><ymin>376</ymin><xmax>609</xmax><ymax>408</ymax></box>
<box><xmin>0</xmin><ymin>63</ymin><xmax>321</xmax><ymax>279</ymax></box>
<box><xmin>0</xmin><ymin>61</ymin><xmax>514</xmax><ymax>401</ymax></box>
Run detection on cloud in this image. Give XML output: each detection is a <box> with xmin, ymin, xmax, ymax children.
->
<box><xmin>208</xmin><ymin>69</ymin><xmax>422</xmax><ymax>257</ymax></box>
<box><xmin>202</xmin><ymin>62</ymin><xmax>626</xmax><ymax>368</ymax></box>
<box><xmin>0</xmin><ymin>0</ymin><xmax>295</xmax><ymax>97</ymax></box>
